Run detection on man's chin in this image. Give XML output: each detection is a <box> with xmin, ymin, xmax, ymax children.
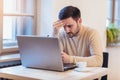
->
<box><xmin>68</xmin><ymin>34</ymin><xmax>74</xmax><ymax>38</ymax></box>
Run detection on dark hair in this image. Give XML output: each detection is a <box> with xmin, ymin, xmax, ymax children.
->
<box><xmin>58</xmin><ymin>6</ymin><xmax>81</xmax><ymax>21</ymax></box>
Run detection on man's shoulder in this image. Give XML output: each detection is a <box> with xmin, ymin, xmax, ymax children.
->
<box><xmin>83</xmin><ymin>26</ymin><xmax>98</xmax><ymax>34</ymax></box>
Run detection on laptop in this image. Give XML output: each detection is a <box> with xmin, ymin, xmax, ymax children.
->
<box><xmin>17</xmin><ymin>36</ymin><xmax>76</xmax><ymax>71</ymax></box>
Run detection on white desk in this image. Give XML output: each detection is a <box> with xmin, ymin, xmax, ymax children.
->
<box><xmin>0</xmin><ymin>65</ymin><xmax>108</xmax><ymax>80</ymax></box>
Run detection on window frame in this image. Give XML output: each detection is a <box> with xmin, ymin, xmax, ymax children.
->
<box><xmin>107</xmin><ymin>0</ymin><xmax>120</xmax><ymax>25</ymax></box>
<box><xmin>111</xmin><ymin>0</ymin><xmax>115</xmax><ymax>23</ymax></box>
<box><xmin>0</xmin><ymin>0</ymin><xmax>37</xmax><ymax>54</ymax></box>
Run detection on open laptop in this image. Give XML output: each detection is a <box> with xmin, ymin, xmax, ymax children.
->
<box><xmin>17</xmin><ymin>36</ymin><xmax>76</xmax><ymax>71</ymax></box>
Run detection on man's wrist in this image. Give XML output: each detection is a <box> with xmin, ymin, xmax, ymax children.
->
<box><xmin>53</xmin><ymin>28</ymin><xmax>59</xmax><ymax>37</ymax></box>
<box><xmin>70</xmin><ymin>56</ymin><xmax>74</xmax><ymax>63</ymax></box>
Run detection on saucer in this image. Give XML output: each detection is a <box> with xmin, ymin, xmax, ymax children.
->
<box><xmin>74</xmin><ymin>68</ymin><xmax>90</xmax><ymax>72</ymax></box>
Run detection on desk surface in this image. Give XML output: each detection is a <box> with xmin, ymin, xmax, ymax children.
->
<box><xmin>0</xmin><ymin>65</ymin><xmax>108</xmax><ymax>80</ymax></box>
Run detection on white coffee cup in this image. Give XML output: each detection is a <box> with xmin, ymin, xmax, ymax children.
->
<box><xmin>76</xmin><ymin>62</ymin><xmax>87</xmax><ymax>68</ymax></box>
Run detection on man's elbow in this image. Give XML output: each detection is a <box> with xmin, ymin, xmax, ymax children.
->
<box><xmin>97</xmin><ymin>55</ymin><xmax>103</xmax><ymax>67</ymax></box>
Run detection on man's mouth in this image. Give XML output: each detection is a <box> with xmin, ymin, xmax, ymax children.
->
<box><xmin>67</xmin><ymin>32</ymin><xmax>74</xmax><ymax>38</ymax></box>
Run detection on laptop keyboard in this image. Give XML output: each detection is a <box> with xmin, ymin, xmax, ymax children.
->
<box><xmin>64</xmin><ymin>63</ymin><xmax>74</xmax><ymax>67</ymax></box>
<box><xmin>64</xmin><ymin>63</ymin><xmax>77</xmax><ymax>70</ymax></box>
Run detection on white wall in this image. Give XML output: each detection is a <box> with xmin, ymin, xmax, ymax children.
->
<box><xmin>37</xmin><ymin>0</ymin><xmax>107</xmax><ymax>50</ymax></box>
<box><xmin>37</xmin><ymin>0</ymin><xmax>53</xmax><ymax>37</ymax></box>
<box><xmin>107</xmin><ymin>47</ymin><xmax>120</xmax><ymax>80</ymax></box>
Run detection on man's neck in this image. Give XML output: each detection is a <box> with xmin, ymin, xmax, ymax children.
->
<box><xmin>74</xmin><ymin>24</ymin><xmax>82</xmax><ymax>37</ymax></box>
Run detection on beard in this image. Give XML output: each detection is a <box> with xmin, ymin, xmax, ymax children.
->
<box><xmin>67</xmin><ymin>32</ymin><xmax>74</xmax><ymax>38</ymax></box>
<box><xmin>67</xmin><ymin>25</ymin><xmax>80</xmax><ymax>38</ymax></box>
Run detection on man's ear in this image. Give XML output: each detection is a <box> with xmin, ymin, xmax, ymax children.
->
<box><xmin>78</xmin><ymin>18</ymin><xmax>82</xmax><ymax>23</ymax></box>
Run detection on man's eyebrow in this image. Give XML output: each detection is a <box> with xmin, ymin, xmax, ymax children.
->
<box><xmin>65</xmin><ymin>24</ymin><xmax>73</xmax><ymax>26</ymax></box>
<box><xmin>64</xmin><ymin>25</ymin><xmax>73</xmax><ymax>28</ymax></box>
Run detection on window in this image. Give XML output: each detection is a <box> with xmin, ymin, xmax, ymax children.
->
<box><xmin>107</xmin><ymin>0</ymin><xmax>120</xmax><ymax>27</ymax></box>
<box><xmin>0</xmin><ymin>0</ymin><xmax>37</xmax><ymax>54</ymax></box>
<box><xmin>107</xmin><ymin>0</ymin><xmax>120</xmax><ymax>46</ymax></box>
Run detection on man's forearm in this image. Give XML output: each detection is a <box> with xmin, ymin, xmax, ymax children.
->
<box><xmin>69</xmin><ymin>55</ymin><xmax>103</xmax><ymax>67</ymax></box>
<box><xmin>53</xmin><ymin>28</ymin><xmax>59</xmax><ymax>37</ymax></box>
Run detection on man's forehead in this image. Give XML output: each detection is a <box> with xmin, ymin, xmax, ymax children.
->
<box><xmin>62</xmin><ymin>17</ymin><xmax>74</xmax><ymax>22</ymax></box>
<box><xmin>63</xmin><ymin>18</ymin><xmax>75</xmax><ymax>25</ymax></box>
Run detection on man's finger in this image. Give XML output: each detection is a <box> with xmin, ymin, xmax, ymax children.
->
<box><xmin>53</xmin><ymin>20</ymin><xmax>65</xmax><ymax>28</ymax></box>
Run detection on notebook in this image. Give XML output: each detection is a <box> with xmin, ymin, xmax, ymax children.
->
<box><xmin>17</xmin><ymin>36</ymin><xmax>76</xmax><ymax>71</ymax></box>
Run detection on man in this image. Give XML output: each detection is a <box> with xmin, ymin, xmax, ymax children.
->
<box><xmin>53</xmin><ymin>6</ymin><xmax>103</xmax><ymax>67</ymax></box>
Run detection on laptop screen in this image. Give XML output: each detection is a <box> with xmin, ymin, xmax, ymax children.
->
<box><xmin>17</xmin><ymin>36</ymin><xmax>65</xmax><ymax>71</ymax></box>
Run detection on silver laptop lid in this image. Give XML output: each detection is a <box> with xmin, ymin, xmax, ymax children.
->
<box><xmin>17</xmin><ymin>36</ymin><xmax>64</xmax><ymax>71</ymax></box>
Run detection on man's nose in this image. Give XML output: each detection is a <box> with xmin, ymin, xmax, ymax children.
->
<box><xmin>65</xmin><ymin>27</ymin><xmax>70</xmax><ymax>33</ymax></box>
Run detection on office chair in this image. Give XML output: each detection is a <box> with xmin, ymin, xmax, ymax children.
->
<box><xmin>101</xmin><ymin>52</ymin><xmax>109</xmax><ymax>80</ymax></box>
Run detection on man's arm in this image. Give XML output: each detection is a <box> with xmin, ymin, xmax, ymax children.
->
<box><xmin>69</xmin><ymin>30</ymin><xmax>103</xmax><ymax>67</ymax></box>
<box><xmin>53</xmin><ymin>20</ymin><xmax>65</xmax><ymax>37</ymax></box>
